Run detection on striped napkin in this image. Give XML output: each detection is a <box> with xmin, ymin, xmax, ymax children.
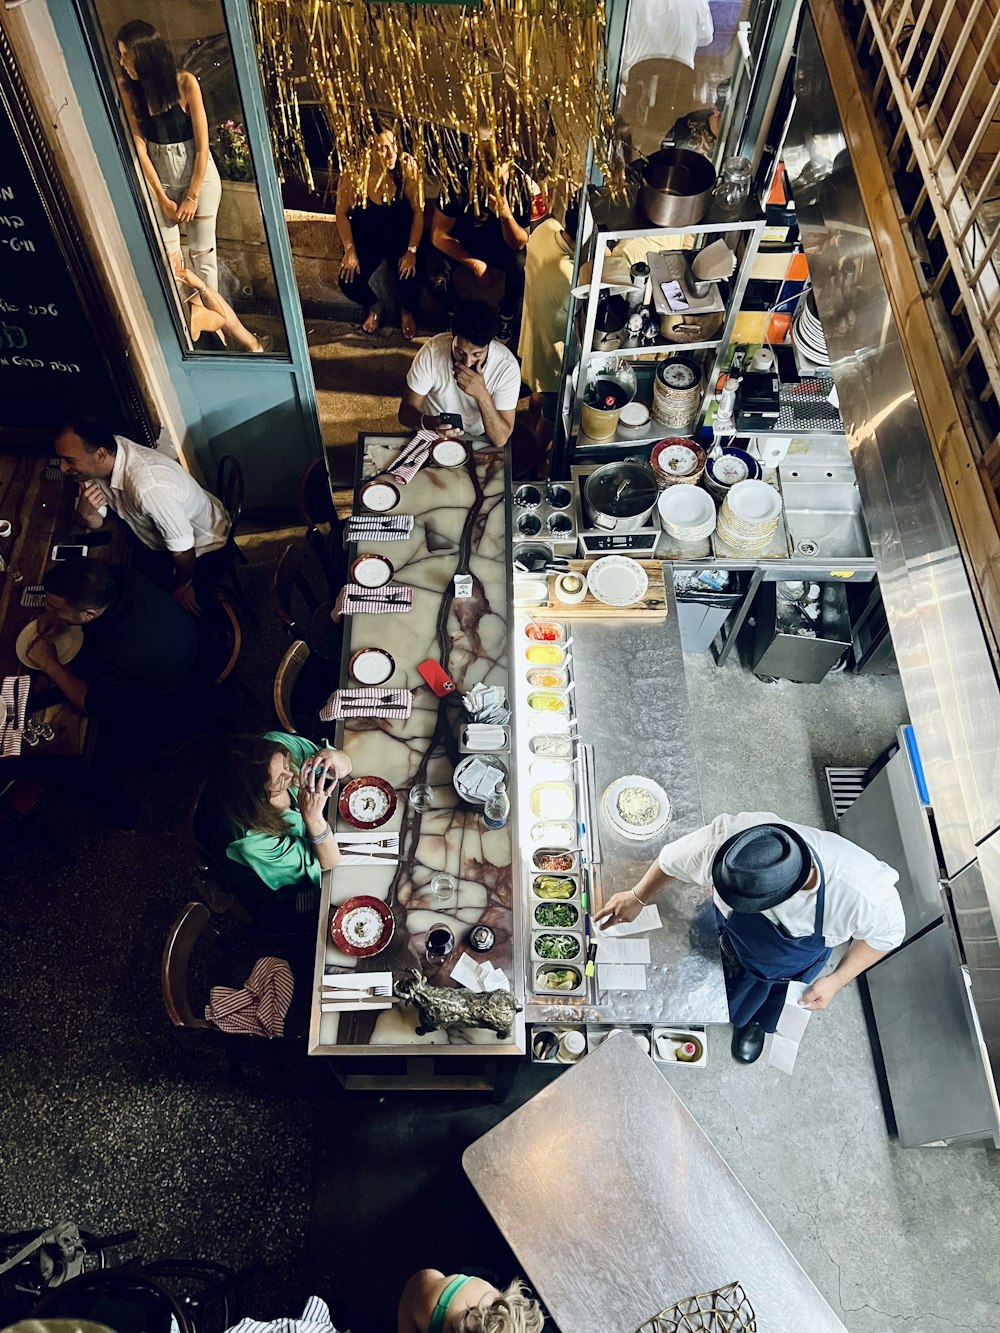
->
<box><xmin>1</xmin><ymin>675</ymin><xmax>30</xmax><ymax>758</ymax></box>
<box><xmin>332</xmin><ymin>582</ymin><xmax>413</xmax><ymax>618</ymax></box>
<box><xmin>319</xmin><ymin>687</ymin><xmax>412</xmax><ymax>722</ymax></box>
<box><xmin>389</xmin><ymin>429</ymin><xmax>438</xmax><ymax>485</ymax></box>
<box><xmin>205</xmin><ymin>956</ymin><xmax>293</xmax><ymax>1038</ymax></box>
<box><xmin>346</xmin><ymin>514</ymin><xmax>414</xmax><ymax>543</ymax></box>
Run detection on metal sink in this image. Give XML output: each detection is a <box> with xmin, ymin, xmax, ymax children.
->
<box><xmin>778</xmin><ymin>478</ymin><xmax>872</xmax><ymax>560</ymax></box>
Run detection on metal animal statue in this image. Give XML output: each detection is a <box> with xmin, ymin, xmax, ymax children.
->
<box><xmin>394</xmin><ymin>969</ymin><xmax>521</xmax><ymax>1039</ymax></box>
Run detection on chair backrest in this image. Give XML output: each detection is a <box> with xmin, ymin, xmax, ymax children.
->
<box><xmin>273</xmin><ymin>639</ymin><xmax>310</xmax><ymax>733</ymax></box>
<box><xmin>161</xmin><ymin>901</ymin><xmax>218</xmax><ymax>1029</ymax></box>
<box><xmin>272</xmin><ymin>541</ymin><xmax>321</xmax><ymax>630</ymax></box>
<box><xmin>32</xmin><ymin>1266</ymin><xmax>193</xmax><ymax>1333</ymax></box>
<box><xmin>208</xmin><ymin>596</ymin><xmax>242</xmax><ymax>685</ymax></box>
<box><xmin>216</xmin><ymin>455</ymin><xmax>245</xmax><ymax>542</ymax></box>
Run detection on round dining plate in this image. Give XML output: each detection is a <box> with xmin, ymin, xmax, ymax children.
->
<box><xmin>657</xmin><ymin>485</ymin><xmax>715</xmax><ymax>529</ymax></box>
<box><xmin>586</xmin><ymin>555</ymin><xmax>649</xmax><ymax>607</ymax></box>
<box><xmin>338</xmin><ymin>775</ymin><xmax>397</xmax><ymax>829</ymax></box>
<box><xmin>601</xmin><ymin>775</ymin><xmax>672</xmax><ymax>839</ymax></box>
<box><xmin>726</xmin><ymin>479</ymin><xmax>783</xmax><ymax>523</ymax></box>
<box><xmin>330</xmin><ymin>895</ymin><xmax>395</xmax><ymax>958</ymax></box>
<box><xmin>16</xmin><ymin>620</ymin><xmax>84</xmax><ymax>669</ymax></box>
<box><xmin>349</xmin><ymin>647</ymin><xmax>395</xmax><ymax>686</ymax></box>
<box><xmin>432</xmin><ymin>439</ymin><xmax>468</xmax><ymax>467</ymax></box>
<box><xmin>351</xmin><ymin>554</ymin><xmax>394</xmax><ymax>588</ymax></box>
<box><xmin>360</xmin><ymin>480</ymin><xmax>400</xmax><ymax>513</ymax></box>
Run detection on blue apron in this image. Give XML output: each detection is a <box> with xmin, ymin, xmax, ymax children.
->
<box><xmin>716</xmin><ymin>860</ymin><xmax>831</xmax><ymax>1032</ymax></box>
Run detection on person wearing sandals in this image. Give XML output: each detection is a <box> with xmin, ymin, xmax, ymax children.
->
<box><xmin>397</xmin><ymin>1269</ymin><xmax>544</xmax><ymax>1333</ymax></box>
<box><xmin>336</xmin><ymin>122</ymin><xmax>423</xmax><ymax>340</ymax></box>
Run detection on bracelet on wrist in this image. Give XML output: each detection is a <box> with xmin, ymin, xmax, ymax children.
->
<box><xmin>630</xmin><ymin>887</ymin><xmax>645</xmax><ymax>906</ymax></box>
<box><xmin>309</xmin><ymin>824</ymin><xmax>333</xmax><ymax>845</ymax></box>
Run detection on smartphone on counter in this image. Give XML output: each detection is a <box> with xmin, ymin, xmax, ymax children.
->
<box><xmin>437</xmin><ymin>413</ymin><xmax>463</xmax><ymax>429</ymax></box>
<box><xmin>51</xmin><ymin>544</ymin><xmax>89</xmax><ymax>560</ymax></box>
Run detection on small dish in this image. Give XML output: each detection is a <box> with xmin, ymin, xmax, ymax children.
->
<box><xmin>453</xmin><ymin>754</ymin><xmax>508</xmax><ymax>806</ymax></box>
<box><xmin>338</xmin><ymin>775</ymin><xmax>397</xmax><ymax>829</ymax></box>
<box><xmin>554</xmin><ymin>572</ymin><xmax>588</xmax><ymax>605</ymax></box>
<box><xmin>526</xmin><ymin>667</ymin><xmax>569</xmax><ymax>689</ymax></box>
<box><xmin>528</xmin><ymin>757</ymin><xmax>573</xmax><ymax>782</ymax></box>
<box><xmin>529</xmin><ymin>781</ymin><xmax>575</xmax><ymax>821</ymax></box>
<box><xmin>16</xmin><ymin>620</ymin><xmax>84</xmax><ymax>668</ymax></box>
<box><xmin>534</xmin><ymin>964</ymin><xmax>585</xmax><ymax>995</ymax></box>
<box><xmin>524</xmin><ymin>621</ymin><xmax>565</xmax><ymax>643</ymax></box>
<box><xmin>618</xmin><ymin>402</ymin><xmax>652</xmax><ymax>435</ymax></box>
<box><xmin>528</xmin><ymin>735</ymin><xmax>573</xmax><ymax>758</ymax></box>
<box><xmin>513</xmin><ymin>578</ymin><xmax>549</xmax><ymax>606</ymax></box>
<box><xmin>330</xmin><ymin>895</ymin><xmax>394</xmax><ymax>958</ymax></box>
<box><xmin>529</xmin><ymin>819</ymin><xmax>575</xmax><ymax>846</ymax></box>
<box><xmin>350</xmin><ymin>554</ymin><xmax>394</xmax><ymax>588</ymax></box>
<box><xmin>532</xmin><ymin>848</ymin><xmax>577</xmax><ymax>872</ymax></box>
<box><xmin>525</xmin><ymin>643</ymin><xmax>566</xmax><ymax>666</ymax></box>
<box><xmin>432</xmin><ymin>438</ymin><xmax>468</xmax><ymax>467</ymax></box>
<box><xmin>527</xmin><ymin>690</ymin><xmax>570</xmax><ymax>714</ymax></box>
<box><xmin>349</xmin><ymin>647</ymin><xmax>395</xmax><ymax>686</ymax></box>
<box><xmin>725</xmin><ymin>478</ymin><xmax>783</xmax><ymax>524</ymax></box>
<box><xmin>586</xmin><ymin>556</ymin><xmax>649</xmax><ymax>608</ymax></box>
<box><xmin>360</xmin><ymin>479</ymin><xmax>400</xmax><ymax>513</ymax></box>
<box><xmin>651</xmin><ymin>439</ymin><xmax>700</xmax><ymax>478</ymax></box>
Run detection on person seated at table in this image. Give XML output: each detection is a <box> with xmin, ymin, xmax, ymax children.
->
<box><xmin>55</xmin><ymin>414</ymin><xmax>230</xmax><ymax>616</ymax></box>
<box><xmin>201</xmin><ymin>732</ymin><xmax>352</xmax><ymax>894</ymax></box>
<box><xmin>170</xmin><ymin>251</ymin><xmax>271</xmax><ymax>352</ymax></box>
<box><xmin>25</xmin><ymin>558</ymin><xmax>200</xmax><ymax>725</ymax></box>
<box><xmin>398</xmin><ymin>1269</ymin><xmax>544</xmax><ymax>1333</ymax></box>
<box><xmin>399</xmin><ymin>300</ymin><xmax>521</xmax><ymax>449</ymax></box>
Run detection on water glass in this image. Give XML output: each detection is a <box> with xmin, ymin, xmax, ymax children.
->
<box><xmin>408</xmin><ymin>782</ymin><xmax>433</xmax><ymax>811</ymax></box>
<box><xmin>429</xmin><ymin>872</ymin><xmax>456</xmax><ymax>904</ymax></box>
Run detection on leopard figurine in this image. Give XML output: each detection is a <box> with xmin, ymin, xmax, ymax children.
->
<box><xmin>394</xmin><ymin>969</ymin><xmax>521</xmax><ymax>1039</ymax></box>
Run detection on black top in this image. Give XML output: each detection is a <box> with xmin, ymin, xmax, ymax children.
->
<box><xmin>79</xmin><ymin>567</ymin><xmax>200</xmax><ymax>717</ymax></box>
<box><xmin>439</xmin><ymin>185</ymin><xmax>531</xmax><ymax>270</ymax></box>
<box><xmin>139</xmin><ymin>100</ymin><xmax>193</xmax><ymax>146</ymax></box>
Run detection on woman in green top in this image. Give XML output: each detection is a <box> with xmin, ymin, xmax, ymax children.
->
<box><xmin>397</xmin><ymin>1269</ymin><xmax>543</xmax><ymax>1333</ymax></box>
<box><xmin>206</xmin><ymin>731</ymin><xmax>352</xmax><ymax>893</ymax></box>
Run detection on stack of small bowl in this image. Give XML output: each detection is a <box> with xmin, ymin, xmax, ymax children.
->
<box><xmin>657</xmin><ymin>484</ymin><xmax>717</xmax><ymax>543</ymax></box>
<box><xmin>650</xmin><ymin>438</ymin><xmax>707</xmax><ymax>489</ymax></box>
<box><xmin>715</xmin><ymin>479</ymin><xmax>783</xmax><ymax>552</ymax></box>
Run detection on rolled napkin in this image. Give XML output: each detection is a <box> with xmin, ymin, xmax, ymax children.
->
<box><xmin>332</xmin><ymin>582</ymin><xmax>414</xmax><ymax>618</ymax></box>
<box><xmin>319</xmin><ymin>687</ymin><xmax>413</xmax><ymax>721</ymax></box>
<box><xmin>346</xmin><ymin>514</ymin><xmax>414</xmax><ymax>543</ymax></box>
<box><xmin>1</xmin><ymin>674</ymin><xmax>30</xmax><ymax>758</ymax></box>
<box><xmin>389</xmin><ymin>429</ymin><xmax>438</xmax><ymax>485</ymax></box>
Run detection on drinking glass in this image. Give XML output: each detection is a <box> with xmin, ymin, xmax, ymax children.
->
<box><xmin>408</xmin><ymin>782</ymin><xmax>433</xmax><ymax>811</ymax></box>
<box><xmin>424</xmin><ymin>925</ymin><xmax>455</xmax><ymax>967</ymax></box>
<box><xmin>429</xmin><ymin>872</ymin><xmax>456</xmax><ymax>904</ymax></box>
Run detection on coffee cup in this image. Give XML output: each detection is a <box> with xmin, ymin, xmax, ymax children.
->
<box><xmin>558</xmin><ymin>1029</ymin><xmax>586</xmax><ymax>1061</ymax></box>
<box><xmin>0</xmin><ymin>520</ymin><xmax>12</xmax><ymax>539</ymax></box>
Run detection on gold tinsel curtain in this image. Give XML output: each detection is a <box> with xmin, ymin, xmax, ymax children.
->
<box><xmin>250</xmin><ymin>0</ymin><xmax>622</xmax><ymax>207</ymax></box>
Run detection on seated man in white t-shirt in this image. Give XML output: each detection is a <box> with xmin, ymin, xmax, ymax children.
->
<box><xmin>399</xmin><ymin>300</ymin><xmax>522</xmax><ymax>448</ymax></box>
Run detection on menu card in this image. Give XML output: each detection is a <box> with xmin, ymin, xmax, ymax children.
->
<box><xmin>596</xmin><ymin>937</ymin><xmax>651</xmax><ymax>964</ymax></box>
<box><xmin>598</xmin><ymin>963</ymin><xmax>647</xmax><ymax>990</ymax></box>
<box><xmin>598</xmin><ymin>904</ymin><xmax>663</xmax><ymax>936</ymax></box>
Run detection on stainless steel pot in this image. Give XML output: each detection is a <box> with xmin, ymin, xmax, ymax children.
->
<box><xmin>638</xmin><ymin>148</ymin><xmax>716</xmax><ymax>227</ymax></box>
<box><xmin>583</xmin><ymin>459</ymin><xmax>659</xmax><ymax>532</ymax></box>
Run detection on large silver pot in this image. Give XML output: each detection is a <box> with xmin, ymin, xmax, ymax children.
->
<box><xmin>584</xmin><ymin>459</ymin><xmax>659</xmax><ymax>532</ymax></box>
<box><xmin>638</xmin><ymin>148</ymin><xmax>716</xmax><ymax>227</ymax></box>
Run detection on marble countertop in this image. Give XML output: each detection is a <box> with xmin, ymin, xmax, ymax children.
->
<box><xmin>309</xmin><ymin>434</ymin><xmax>524</xmax><ymax>1056</ymax></box>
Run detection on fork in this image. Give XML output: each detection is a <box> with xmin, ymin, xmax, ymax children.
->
<box><xmin>321</xmin><ymin>983</ymin><xmax>392</xmax><ymax>997</ymax></box>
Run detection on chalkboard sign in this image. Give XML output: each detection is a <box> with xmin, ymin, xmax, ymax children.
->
<box><xmin>0</xmin><ymin>29</ymin><xmax>153</xmax><ymax>441</ymax></box>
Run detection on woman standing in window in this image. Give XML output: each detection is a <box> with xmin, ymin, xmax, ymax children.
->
<box><xmin>116</xmin><ymin>19</ymin><xmax>222</xmax><ymax>292</ymax></box>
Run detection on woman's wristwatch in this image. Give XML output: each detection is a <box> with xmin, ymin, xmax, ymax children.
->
<box><xmin>406</xmin><ymin>244</ymin><xmax>417</xmax><ymax>254</ymax></box>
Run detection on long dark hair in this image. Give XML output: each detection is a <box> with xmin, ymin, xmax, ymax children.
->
<box><xmin>116</xmin><ymin>19</ymin><xmax>181</xmax><ymax>117</ymax></box>
<box><xmin>202</xmin><ymin>735</ymin><xmax>294</xmax><ymax>841</ymax></box>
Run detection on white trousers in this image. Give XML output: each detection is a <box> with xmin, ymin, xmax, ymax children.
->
<box><xmin>148</xmin><ymin>139</ymin><xmax>222</xmax><ymax>293</ymax></box>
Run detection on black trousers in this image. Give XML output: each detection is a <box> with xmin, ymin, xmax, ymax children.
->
<box><xmin>338</xmin><ymin>200</ymin><xmax>417</xmax><ymax>313</ymax></box>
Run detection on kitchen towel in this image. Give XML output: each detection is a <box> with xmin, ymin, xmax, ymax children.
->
<box><xmin>205</xmin><ymin>956</ymin><xmax>293</xmax><ymax>1038</ymax></box>
<box><xmin>332</xmin><ymin>582</ymin><xmax>413</xmax><ymax>618</ymax></box>
<box><xmin>1</xmin><ymin>674</ymin><xmax>30</xmax><ymax>758</ymax></box>
<box><xmin>346</xmin><ymin>514</ymin><xmax>414</xmax><ymax>543</ymax></box>
<box><xmin>319</xmin><ymin>687</ymin><xmax>413</xmax><ymax>721</ymax></box>
<box><xmin>389</xmin><ymin>429</ymin><xmax>438</xmax><ymax>485</ymax></box>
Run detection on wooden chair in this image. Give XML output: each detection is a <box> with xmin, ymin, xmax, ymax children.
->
<box><xmin>274</xmin><ymin>639</ymin><xmax>309</xmax><ymax>733</ymax></box>
<box><xmin>271</xmin><ymin>540</ymin><xmax>322</xmax><ymax>637</ymax></box>
<box><xmin>297</xmin><ymin>457</ymin><xmax>348</xmax><ymax>593</ymax></box>
<box><xmin>161</xmin><ymin>901</ymin><xmax>218</xmax><ymax>1030</ymax></box>
<box><xmin>215</xmin><ymin>454</ymin><xmax>257</xmax><ymax>624</ymax></box>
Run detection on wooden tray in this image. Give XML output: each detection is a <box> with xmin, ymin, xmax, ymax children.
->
<box><xmin>542</xmin><ymin>559</ymin><xmax>668</xmax><ymax>620</ymax></box>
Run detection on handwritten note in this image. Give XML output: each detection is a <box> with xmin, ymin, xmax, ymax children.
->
<box><xmin>598</xmin><ymin>904</ymin><xmax>663</xmax><ymax>937</ymax></box>
<box><xmin>595</xmin><ymin>937</ymin><xmax>651</xmax><ymax>964</ymax></box>
<box><xmin>598</xmin><ymin>963</ymin><xmax>647</xmax><ymax>990</ymax></box>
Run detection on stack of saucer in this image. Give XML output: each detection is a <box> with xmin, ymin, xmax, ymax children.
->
<box><xmin>657</xmin><ymin>485</ymin><xmax>717</xmax><ymax>542</ymax></box>
<box><xmin>716</xmin><ymin>479</ymin><xmax>783</xmax><ymax>552</ymax></box>
<box><xmin>792</xmin><ymin>293</ymin><xmax>830</xmax><ymax>367</ymax></box>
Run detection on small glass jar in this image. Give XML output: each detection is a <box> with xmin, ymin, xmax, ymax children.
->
<box><xmin>713</xmin><ymin>156</ymin><xmax>752</xmax><ymax>215</ymax></box>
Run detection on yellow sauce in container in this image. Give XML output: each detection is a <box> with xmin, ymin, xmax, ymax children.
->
<box><xmin>525</xmin><ymin>644</ymin><xmax>565</xmax><ymax>665</ymax></box>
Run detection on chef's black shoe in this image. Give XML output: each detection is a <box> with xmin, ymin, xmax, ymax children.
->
<box><xmin>731</xmin><ymin>1021</ymin><xmax>766</xmax><ymax>1064</ymax></box>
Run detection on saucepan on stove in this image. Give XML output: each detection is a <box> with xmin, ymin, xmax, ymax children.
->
<box><xmin>583</xmin><ymin>459</ymin><xmax>659</xmax><ymax>532</ymax></box>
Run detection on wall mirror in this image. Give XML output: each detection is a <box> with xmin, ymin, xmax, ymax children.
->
<box><xmin>83</xmin><ymin>0</ymin><xmax>288</xmax><ymax>357</ymax></box>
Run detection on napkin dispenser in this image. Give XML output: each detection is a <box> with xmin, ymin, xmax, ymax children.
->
<box><xmin>736</xmin><ymin>371</ymin><xmax>780</xmax><ymax>432</ymax></box>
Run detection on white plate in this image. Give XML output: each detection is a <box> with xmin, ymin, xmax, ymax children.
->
<box><xmin>350</xmin><ymin>647</ymin><xmax>395</xmax><ymax>686</ymax></box>
<box><xmin>360</xmin><ymin>480</ymin><xmax>400</xmax><ymax>513</ymax></box>
<box><xmin>602</xmin><ymin>775</ymin><xmax>672</xmax><ymax>839</ymax></box>
<box><xmin>586</xmin><ymin>555</ymin><xmax>649</xmax><ymax>608</ymax></box>
<box><xmin>658</xmin><ymin>486</ymin><xmax>715</xmax><ymax>529</ymax></box>
<box><xmin>432</xmin><ymin>439</ymin><xmax>468</xmax><ymax>467</ymax></box>
<box><xmin>726</xmin><ymin>479</ymin><xmax>783</xmax><ymax>523</ymax></box>
<box><xmin>16</xmin><ymin>620</ymin><xmax>84</xmax><ymax>668</ymax></box>
<box><xmin>352</xmin><ymin>554</ymin><xmax>394</xmax><ymax>588</ymax></box>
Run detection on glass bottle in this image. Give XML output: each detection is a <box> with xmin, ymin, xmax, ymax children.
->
<box><xmin>483</xmin><ymin>781</ymin><xmax>510</xmax><ymax>830</ymax></box>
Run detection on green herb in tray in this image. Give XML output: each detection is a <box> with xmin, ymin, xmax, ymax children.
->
<box><xmin>535</xmin><ymin>933</ymin><xmax>581</xmax><ymax>960</ymax></box>
<box><xmin>534</xmin><ymin>902</ymin><xmax>578</xmax><ymax>928</ymax></box>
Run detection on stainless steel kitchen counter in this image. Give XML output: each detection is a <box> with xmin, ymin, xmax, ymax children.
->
<box><xmin>529</xmin><ymin>578</ymin><xmax>729</xmax><ymax>1027</ymax></box>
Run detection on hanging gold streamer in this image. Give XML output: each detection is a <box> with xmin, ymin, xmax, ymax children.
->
<box><xmin>250</xmin><ymin>0</ymin><xmax>623</xmax><ymax>208</ymax></box>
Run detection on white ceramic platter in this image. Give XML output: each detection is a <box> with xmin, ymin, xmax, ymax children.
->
<box><xmin>586</xmin><ymin>555</ymin><xmax>650</xmax><ymax>608</ymax></box>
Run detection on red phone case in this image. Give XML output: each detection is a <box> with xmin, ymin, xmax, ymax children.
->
<box><xmin>417</xmin><ymin>659</ymin><xmax>457</xmax><ymax>696</ymax></box>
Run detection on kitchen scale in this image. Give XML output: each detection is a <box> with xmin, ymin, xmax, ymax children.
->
<box><xmin>571</xmin><ymin>466</ymin><xmax>660</xmax><ymax>555</ymax></box>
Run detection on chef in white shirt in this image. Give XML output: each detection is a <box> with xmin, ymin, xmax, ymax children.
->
<box><xmin>595</xmin><ymin>812</ymin><xmax>904</xmax><ymax>1065</ymax></box>
<box><xmin>56</xmin><ymin>416</ymin><xmax>230</xmax><ymax>616</ymax></box>
<box><xmin>399</xmin><ymin>300</ymin><xmax>522</xmax><ymax>449</ymax></box>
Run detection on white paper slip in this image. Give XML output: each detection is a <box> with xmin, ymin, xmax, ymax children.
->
<box><xmin>596</xmin><ymin>937</ymin><xmax>651</xmax><ymax>964</ymax></box>
<box><xmin>598</xmin><ymin>963</ymin><xmax>647</xmax><ymax>990</ymax></box>
<box><xmin>767</xmin><ymin>980</ymin><xmax>813</xmax><ymax>1073</ymax></box>
<box><xmin>768</xmin><ymin>1032</ymin><xmax>799</xmax><ymax>1074</ymax></box>
<box><xmin>598</xmin><ymin>904</ymin><xmax>663</xmax><ymax>936</ymax></box>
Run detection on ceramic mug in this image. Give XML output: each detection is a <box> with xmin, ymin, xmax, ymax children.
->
<box><xmin>0</xmin><ymin>520</ymin><xmax>12</xmax><ymax>539</ymax></box>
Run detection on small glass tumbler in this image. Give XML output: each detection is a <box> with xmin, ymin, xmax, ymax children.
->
<box><xmin>429</xmin><ymin>872</ymin><xmax>457</xmax><ymax>904</ymax></box>
<box><xmin>408</xmin><ymin>782</ymin><xmax>433</xmax><ymax>812</ymax></box>
<box><xmin>713</xmin><ymin>156</ymin><xmax>752</xmax><ymax>216</ymax></box>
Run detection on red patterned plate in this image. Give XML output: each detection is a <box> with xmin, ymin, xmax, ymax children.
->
<box><xmin>338</xmin><ymin>775</ymin><xmax>397</xmax><ymax>829</ymax></box>
<box><xmin>330</xmin><ymin>895</ymin><xmax>395</xmax><ymax>957</ymax></box>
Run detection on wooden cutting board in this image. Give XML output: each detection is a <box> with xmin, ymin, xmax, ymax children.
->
<box><xmin>541</xmin><ymin>559</ymin><xmax>668</xmax><ymax>620</ymax></box>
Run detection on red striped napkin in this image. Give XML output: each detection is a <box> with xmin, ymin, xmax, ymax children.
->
<box><xmin>205</xmin><ymin>957</ymin><xmax>293</xmax><ymax>1038</ymax></box>
<box><xmin>332</xmin><ymin>582</ymin><xmax>414</xmax><ymax>619</ymax></box>
<box><xmin>1</xmin><ymin>675</ymin><xmax>30</xmax><ymax>759</ymax></box>
<box><xmin>346</xmin><ymin>514</ymin><xmax>414</xmax><ymax>542</ymax></box>
<box><xmin>389</xmin><ymin>429</ymin><xmax>438</xmax><ymax>485</ymax></box>
<box><xmin>319</xmin><ymin>687</ymin><xmax>413</xmax><ymax>722</ymax></box>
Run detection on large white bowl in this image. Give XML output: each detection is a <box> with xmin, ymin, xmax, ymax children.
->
<box><xmin>725</xmin><ymin>479</ymin><xmax>783</xmax><ymax>524</ymax></box>
<box><xmin>657</xmin><ymin>485</ymin><xmax>716</xmax><ymax>530</ymax></box>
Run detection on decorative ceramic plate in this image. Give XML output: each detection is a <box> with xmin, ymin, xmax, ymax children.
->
<box><xmin>601</xmin><ymin>775</ymin><xmax>673</xmax><ymax>840</ymax></box>
<box><xmin>16</xmin><ymin>620</ymin><xmax>84</xmax><ymax>668</ymax></box>
<box><xmin>338</xmin><ymin>775</ymin><xmax>397</xmax><ymax>829</ymax></box>
<box><xmin>652</xmin><ymin>441</ymin><xmax>699</xmax><ymax>476</ymax></box>
<box><xmin>359</xmin><ymin>480</ymin><xmax>400</xmax><ymax>513</ymax></box>
<box><xmin>350</xmin><ymin>554</ymin><xmax>394</xmax><ymax>588</ymax></box>
<box><xmin>432</xmin><ymin>439</ymin><xmax>468</xmax><ymax>467</ymax></box>
<box><xmin>330</xmin><ymin>895</ymin><xmax>395</xmax><ymax>957</ymax></box>
<box><xmin>586</xmin><ymin>555</ymin><xmax>650</xmax><ymax>607</ymax></box>
<box><xmin>349</xmin><ymin>647</ymin><xmax>395</xmax><ymax>686</ymax></box>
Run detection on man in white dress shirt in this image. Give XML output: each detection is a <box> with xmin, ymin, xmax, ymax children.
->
<box><xmin>399</xmin><ymin>300</ymin><xmax>522</xmax><ymax>448</ymax></box>
<box><xmin>596</xmin><ymin>812</ymin><xmax>904</xmax><ymax>1065</ymax></box>
<box><xmin>55</xmin><ymin>416</ymin><xmax>230</xmax><ymax>615</ymax></box>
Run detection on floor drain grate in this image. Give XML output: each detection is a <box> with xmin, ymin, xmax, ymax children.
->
<box><xmin>825</xmin><ymin>767</ymin><xmax>867</xmax><ymax>819</ymax></box>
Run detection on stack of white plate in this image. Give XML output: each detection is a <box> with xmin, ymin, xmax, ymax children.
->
<box><xmin>716</xmin><ymin>479</ymin><xmax>783</xmax><ymax>552</ymax></box>
<box><xmin>792</xmin><ymin>294</ymin><xmax>830</xmax><ymax>367</ymax></box>
<box><xmin>657</xmin><ymin>485</ymin><xmax>717</xmax><ymax>541</ymax></box>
